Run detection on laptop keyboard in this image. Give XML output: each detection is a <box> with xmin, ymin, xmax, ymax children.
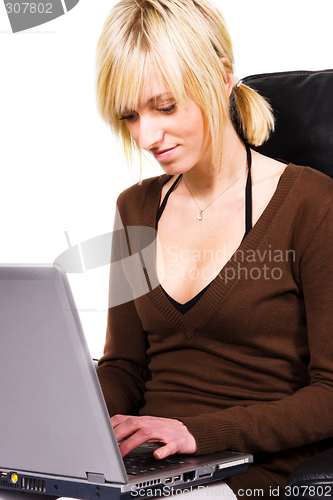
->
<box><xmin>124</xmin><ymin>453</ymin><xmax>191</xmax><ymax>476</ymax></box>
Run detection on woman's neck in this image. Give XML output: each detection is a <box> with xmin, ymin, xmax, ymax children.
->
<box><xmin>182</xmin><ymin>123</ymin><xmax>248</xmax><ymax>201</ymax></box>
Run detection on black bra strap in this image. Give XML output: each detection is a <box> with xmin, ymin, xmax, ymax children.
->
<box><xmin>244</xmin><ymin>143</ymin><xmax>253</xmax><ymax>238</ymax></box>
<box><xmin>156</xmin><ymin>144</ymin><xmax>253</xmax><ymax>236</ymax></box>
<box><xmin>155</xmin><ymin>174</ymin><xmax>182</xmax><ymax>228</ymax></box>
<box><xmin>156</xmin><ymin>144</ymin><xmax>253</xmax><ymax>313</ymax></box>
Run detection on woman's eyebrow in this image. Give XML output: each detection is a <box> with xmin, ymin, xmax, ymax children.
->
<box><xmin>145</xmin><ymin>92</ymin><xmax>174</xmax><ymax>104</ymax></box>
<box><xmin>121</xmin><ymin>93</ymin><xmax>175</xmax><ymax>115</ymax></box>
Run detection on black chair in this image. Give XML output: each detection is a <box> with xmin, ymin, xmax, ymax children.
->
<box><xmin>242</xmin><ymin>69</ymin><xmax>333</xmax><ymax>177</ymax></box>
<box><xmin>241</xmin><ymin>69</ymin><xmax>333</xmax><ymax>500</ymax></box>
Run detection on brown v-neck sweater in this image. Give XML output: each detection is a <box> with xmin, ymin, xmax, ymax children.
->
<box><xmin>97</xmin><ymin>164</ymin><xmax>333</xmax><ymax>498</ymax></box>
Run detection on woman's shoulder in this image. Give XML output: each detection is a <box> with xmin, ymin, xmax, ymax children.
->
<box><xmin>281</xmin><ymin>164</ymin><xmax>333</xmax><ymax>236</ymax></box>
<box><xmin>255</xmin><ymin>151</ymin><xmax>333</xmax><ymax>201</ymax></box>
<box><xmin>287</xmin><ymin>163</ymin><xmax>333</xmax><ymax>203</ymax></box>
<box><xmin>116</xmin><ymin>173</ymin><xmax>171</xmax><ymax>222</ymax></box>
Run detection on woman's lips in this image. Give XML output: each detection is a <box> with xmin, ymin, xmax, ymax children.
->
<box><xmin>152</xmin><ymin>145</ymin><xmax>178</xmax><ymax>161</ymax></box>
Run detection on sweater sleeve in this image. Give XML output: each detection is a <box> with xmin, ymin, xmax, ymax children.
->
<box><xmin>179</xmin><ymin>197</ymin><xmax>333</xmax><ymax>456</ymax></box>
<box><xmin>97</xmin><ymin>198</ymin><xmax>151</xmax><ymax>417</ymax></box>
<box><xmin>97</xmin><ymin>300</ymin><xmax>150</xmax><ymax>417</ymax></box>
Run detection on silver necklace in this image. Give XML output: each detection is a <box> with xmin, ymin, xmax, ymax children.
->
<box><xmin>182</xmin><ymin>167</ymin><xmax>248</xmax><ymax>221</ymax></box>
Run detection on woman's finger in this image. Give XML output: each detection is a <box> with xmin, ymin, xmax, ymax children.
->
<box><xmin>111</xmin><ymin>414</ymin><xmax>134</xmax><ymax>428</ymax></box>
<box><xmin>118</xmin><ymin>427</ymin><xmax>160</xmax><ymax>457</ymax></box>
<box><xmin>113</xmin><ymin>415</ymin><xmax>148</xmax><ymax>442</ymax></box>
<box><xmin>154</xmin><ymin>440</ymin><xmax>179</xmax><ymax>459</ymax></box>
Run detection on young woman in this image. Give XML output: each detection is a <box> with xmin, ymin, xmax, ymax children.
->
<box><xmin>95</xmin><ymin>0</ymin><xmax>333</xmax><ymax>497</ymax></box>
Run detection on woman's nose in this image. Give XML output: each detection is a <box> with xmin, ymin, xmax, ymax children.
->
<box><xmin>138</xmin><ymin>116</ymin><xmax>164</xmax><ymax>151</ymax></box>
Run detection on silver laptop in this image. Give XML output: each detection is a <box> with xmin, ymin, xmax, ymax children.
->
<box><xmin>0</xmin><ymin>264</ymin><xmax>252</xmax><ymax>499</ymax></box>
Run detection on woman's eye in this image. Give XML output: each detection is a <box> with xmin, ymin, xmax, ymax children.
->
<box><xmin>119</xmin><ymin>104</ymin><xmax>176</xmax><ymax>121</ymax></box>
<box><xmin>119</xmin><ymin>113</ymin><xmax>138</xmax><ymax>122</ymax></box>
<box><xmin>157</xmin><ymin>104</ymin><xmax>176</xmax><ymax>114</ymax></box>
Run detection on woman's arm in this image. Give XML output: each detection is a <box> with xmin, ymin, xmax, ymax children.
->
<box><xmin>97</xmin><ymin>299</ymin><xmax>150</xmax><ymax>416</ymax></box>
<box><xmin>97</xmin><ymin>193</ymin><xmax>152</xmax><ymax>416</ymax></box>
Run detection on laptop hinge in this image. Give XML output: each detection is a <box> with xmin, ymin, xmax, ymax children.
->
<box><xmin>86</xmin><ymin>472</ymin><xmax>106</xmax><ymax>484</ymax></box>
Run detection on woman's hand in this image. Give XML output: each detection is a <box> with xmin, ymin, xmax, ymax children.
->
<box><xmin>111</xmin><ymin>414</ymin><xmax>197</xmax><ymax>459</ymax></box>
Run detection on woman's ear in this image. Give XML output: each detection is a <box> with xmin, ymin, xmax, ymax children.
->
<box><xmin>220</xmin><ymin>57</ymin><xmax>234</xmax><ymax>97</ymax></box>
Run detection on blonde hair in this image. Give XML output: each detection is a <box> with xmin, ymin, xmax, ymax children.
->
<box><xmin>96</xmin><ymin>0</ymin><xmax>274</xmax><ymax>172</ymax></box>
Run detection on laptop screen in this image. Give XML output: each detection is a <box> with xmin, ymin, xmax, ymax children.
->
<box><xmin>0</xmin><ymin>265</ymin><xmax>126</xmax><ymax>484</ymax></box>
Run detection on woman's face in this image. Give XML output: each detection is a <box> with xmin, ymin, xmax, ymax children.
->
<box><xmin>120</xmin><ymin>70</ymin><xmax>212</xmax><ymax>176</ymax></box>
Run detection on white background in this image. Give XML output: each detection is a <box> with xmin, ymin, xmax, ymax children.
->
<box><xmin>1</xmin><ymin>0</ymin><xmax>333</xmax><ymax>359</ymax></box>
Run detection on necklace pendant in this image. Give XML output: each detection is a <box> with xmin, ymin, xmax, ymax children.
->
<box><xmin>197</xmin><ymin>211</ymin><xmax>203</xmax><ymax>221</ymax></box>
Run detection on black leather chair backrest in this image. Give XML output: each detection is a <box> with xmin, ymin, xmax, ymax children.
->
<box><xmin>241</xmin><ymin>69</ymin><xmax>333</xmax><ymax>179</ymax></box>
<box><xmin>240</xmin><ymin>70</ymin><xmax>333</xmax><ymax>497</ymax></box>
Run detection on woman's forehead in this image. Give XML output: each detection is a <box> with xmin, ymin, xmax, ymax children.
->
<box><xmin>120</xmin><ymin>68</ymin><xmax>174</xmax><ymax>111</ymax></box>
<box><xmin>116</xmin><ymin>55</ymin><xmax>187</xmax><ymax>114</ymax></box>
<box><xmin>138</xmin><ymin>65</ymin><xmax>172</xmax><ymax>103</ymax></box>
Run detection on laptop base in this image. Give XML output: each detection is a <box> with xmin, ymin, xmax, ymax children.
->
<box><xmin>0</xmin><ymin>463</ymin><xmax>249</xmax><ymax>500</ymax></box>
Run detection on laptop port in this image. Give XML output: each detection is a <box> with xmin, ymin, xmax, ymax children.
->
<box><xmin>183</xmin><ymin>471</ymin><xmax>196</xmax><ymax>482</ymax></box>
<box><xmin>174</xmin><ymin>475</ymin><xmax>181</xmax><ymax>482</ymax></box>
<box><xmin>165</xmin><ymin>478</ymin><xmax>172</xmax><ymax>484</ymax></box>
